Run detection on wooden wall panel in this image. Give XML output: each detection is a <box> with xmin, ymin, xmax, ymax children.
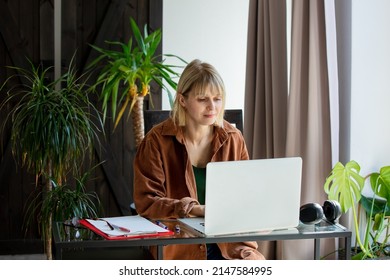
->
<box><xmin>0</xmin><ymin>0</ymin><xmax>162</xmax><ymax>253</ymax></box>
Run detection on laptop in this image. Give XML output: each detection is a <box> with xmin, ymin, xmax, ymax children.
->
<box><xmin>179</xmin><ymin>157</ymin><xmax>302</xmax><ymax>236</ymax></box>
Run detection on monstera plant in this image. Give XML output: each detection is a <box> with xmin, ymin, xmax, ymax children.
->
<box><xmin>89</xmin><ymin>17</ymin><xmax>186</xmax><ymax>147</ymax></box>
<box><xmin>324</xmin><ymin>160</ymin><xmax>390</xmax><ymax>259</ymax></box>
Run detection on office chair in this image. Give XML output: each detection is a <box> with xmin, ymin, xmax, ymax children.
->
<box><xmin>144</xmin><ymin>109</ymin><xmax>243</xmax><ymax>134</ymax></box>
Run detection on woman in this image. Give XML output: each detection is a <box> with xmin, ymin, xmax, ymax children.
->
<box><xmin>133</xmin><ymin>59</ymin><xmax>265</xmax><ymax>260</ymax></box>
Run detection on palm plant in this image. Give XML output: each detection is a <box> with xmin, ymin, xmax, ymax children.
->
<box><xmin>0</xmin><ymin>56</ymin><xmax>104</xmax><ymax>259</ymax></box>
<box><xmin>89</xmin><ymin>17</ymin><xmax>185</xmax><ymax>147</ymax></box>
<box><xmin>324</xmin><ymin>160</ymin><xmax>390</xmax><ymax>259</ymax></box>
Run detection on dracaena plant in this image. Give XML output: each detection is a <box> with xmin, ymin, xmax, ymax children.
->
<box><xmin>324</xmin><ymin>160</ymin><xmax>390</xmax><ymax>259</ymax></box>
<box><xmin>89</xmin><ymin>17</ymin><xmax>186</xmax><ymax>147</ymax></box>
<box><xmin>0</xmin><ymin>55</ymin><xmax>104</xmax><ymax>259</ymax></box>
<box><xmin>24</xmin><ymin>164</ymin><xmax>102</xmax><ymax>241</ymax></box>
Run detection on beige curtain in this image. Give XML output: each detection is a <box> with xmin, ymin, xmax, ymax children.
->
<box><xmin>284</xmin><ymin>0</ymin><xmax>335</xmax><ymax>260</ymax></box>
<box><xmin>244</xmin><ymin>0</ymin><xmax>338</xmax><ymax>259</ymax></box>
<box><xmin>244</xmin><ymin>0</ymin><xmax>287</xmax><ymax>160</ymax></box>
<box><xmin>244</xmin><ymin>0</ymin><xmax>287</xmax><ymax>260</ymax></box>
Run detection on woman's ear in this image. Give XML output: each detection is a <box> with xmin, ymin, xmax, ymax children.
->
<box><xmin>179</xmin><ymin>94</ymin><xmax>186</xmax><ymax>107</ymax></box>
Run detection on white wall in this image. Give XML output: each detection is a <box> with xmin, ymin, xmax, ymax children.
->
<box><xmin>351</xmin><ymin>0</ymin><xmax>390</xmax><ymax>179</ymax></box>
<box><xmin>162</xmin><ymin>0</ymin><xmax>250</xmax><ymax>110</ymax></box>
<box><xmin>163</xmin><ymin>1</ymin><xmax>390</xmax><ymax>180</ymax></box>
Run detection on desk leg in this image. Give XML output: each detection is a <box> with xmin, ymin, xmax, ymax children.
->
<box><xmin>55</xmin><ymin>246</ymin><xmax>62</xmax><ymax>260</ymax></box>
<box><xmin>345</xmin><ymin>236</ymin><xmax>351</xmax><ymax>260</ymax></box>
<box><xmin>157</xmin><ymin>245</ymin><xmax>163</xmax><ymax>260</ymax></box>
<box><xmin>314</xmin><ymin>239</ymin><xmax>320</xmax><ymax>260</ymax></box>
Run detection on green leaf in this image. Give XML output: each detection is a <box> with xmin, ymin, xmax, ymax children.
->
<box><xmin>130</xmin><ymin>18</ymin><xmax>145</xmax><ymax>54</ymax></box>
<box><xmin>1</xmin><ymin>55</ymin><xmax>104</xmax><ymax>182</ymax></box>
<box><xmin>88</xmin><ymin>17</ymin><xmax>186</xmax><ymax>128</ymax></box>
<box><xmin>372</xmin><ymin>166</ymin><xmax>390</xmax><ymax>206</ymax></box>
<box><xmin>373</xmin><ymin>213</ymin><xmax>384</xmax><ymax>231</ymax></box>
<box><xmin>324</xmin><ymin>161</ymin><xmax>365</xmax><ymax>213</ymax></box>
<box><xmin>360</xmin><ymin>195</ymin><xmax>389</xmax><ymax>215</ymax></box>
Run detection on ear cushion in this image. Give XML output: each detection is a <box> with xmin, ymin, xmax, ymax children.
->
<box><xmin>323</xmin><ymin>200</ymin><xmax>341</xmax><ymax>222</ymax></box>
<box><xmin>299</xmin><ymin>203</ymin><xmax>324</xmax><ymax>224</ymax></box>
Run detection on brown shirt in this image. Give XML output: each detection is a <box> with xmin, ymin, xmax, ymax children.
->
<box><xmin>133</xmin><ymin>117</ymin><xmax>265</xmax><ymax>260</ymax></box>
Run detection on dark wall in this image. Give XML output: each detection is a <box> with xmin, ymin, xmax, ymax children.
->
<box><xmin>0</xmin><ymin>0</ymin><xmax>162</xmax><ymax>253</ymax></box>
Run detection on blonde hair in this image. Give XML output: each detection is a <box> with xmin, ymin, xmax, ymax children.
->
<box><xmin>172</xmin><ymin>59</ymin><xmax>226</xmax><ymax>126</ymax></box>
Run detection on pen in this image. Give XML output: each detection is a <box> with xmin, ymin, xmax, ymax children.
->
<box><xmin>97</xmin><ymin>218</ymin><xmax>131</xmax><ymax>233</ymax></box>
<box><xmin>109</xmin><ymin>223</ymin><xmax>131</xmax><ymax>233</ymax></box>
<box><xmin>156</xmin><ymin>220</ymin><xmax>168</xmax><ymax>229</ymax></box>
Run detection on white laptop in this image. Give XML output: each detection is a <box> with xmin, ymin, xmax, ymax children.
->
<box><xmin>179</xmin><ymin>157</ymin><xmax>302</xmax><ymax>236</ymax></box>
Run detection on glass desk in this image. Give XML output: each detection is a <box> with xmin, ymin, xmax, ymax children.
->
<box><xmin>53</xmin><ymin>219</ymin><xmax>351</xmax><ymax>260</ymax></box>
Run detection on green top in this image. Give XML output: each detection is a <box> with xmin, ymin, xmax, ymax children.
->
<box><xmin>193</xmin><ymin>166</ymin><xmax>206</xmax><ymax>205</ymax></box>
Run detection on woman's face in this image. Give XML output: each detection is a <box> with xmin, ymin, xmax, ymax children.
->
<box><xmin>179</xmin><ymin>86</ymin><xmax>223</xmax><ymax>127</ymax></box>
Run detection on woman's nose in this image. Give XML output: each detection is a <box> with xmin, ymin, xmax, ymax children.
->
<box><xmin>207</xmin><ymin>100</ymin><xmax>215</xmax><ymax>110</ymax></box>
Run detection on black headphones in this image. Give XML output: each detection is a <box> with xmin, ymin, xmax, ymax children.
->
<box><xmin>299</xmin><ymin>200</ymin><xmax>341</xmax><ymax>224</ymax></box>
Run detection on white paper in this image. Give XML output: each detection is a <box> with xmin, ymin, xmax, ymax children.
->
<box><xmin>85</xmin><ymin>215</ymin><xmax>170</xmax><ymax>236</ymax></box>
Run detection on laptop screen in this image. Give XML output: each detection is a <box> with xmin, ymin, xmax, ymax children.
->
<box><xmin>203</xmin><ymin>157</ymin><xmax>302</xmax><ymax>235</ymax></box>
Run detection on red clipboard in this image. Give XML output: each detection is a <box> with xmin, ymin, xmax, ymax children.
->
<box><xmin>79</xmin><ymin>218</ymin><xmax>174</xmax><ymax>240</ymax></box>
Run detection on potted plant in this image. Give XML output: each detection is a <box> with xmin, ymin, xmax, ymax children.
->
<box><xmin>24</xmin><ymin>165</ymin><xmax>102</xmax><ymax>243</ymax></box>
<box><xmin>324</xmin><ymin>160</ymin><xmax>390</xmax><ymax>259</ymax></box>
<box><xmin>88</xmin><ymin>17</ymin><xmax>186</xmax><ymax>146</ymax></box>
<box><xmin>0</xmin><ymin>56</ymin><xmax>104</xmax><ymax>259</ymax></box>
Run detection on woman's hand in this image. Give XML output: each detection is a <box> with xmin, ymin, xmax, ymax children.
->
<box><xmin>190</xmin><ymin>205</ymin><xmax>205</xmax><ymax>217</ymax></box>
